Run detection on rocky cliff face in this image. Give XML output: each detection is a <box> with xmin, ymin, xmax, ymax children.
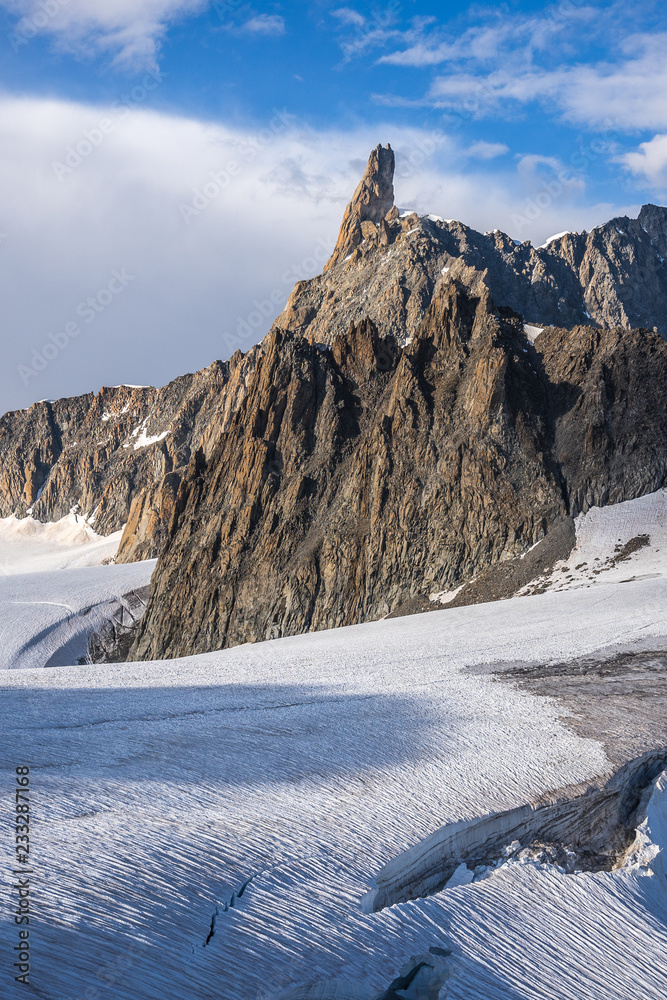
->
<box><xmin>279</xmin><ymin>149</ymin><xmax>667</xmax><ymax>346</ymax></box>
<box><xmin>0</xmin><ymin>358</ymin><xmax>256</xmax><ymax>557</ymax></box>
<box><xmin>325</xmin><ymin>142</ymin><xmax>396</xmax><ymax>270</ymax></box>
<box><xmin>128</xmin><ymin>279</ymin><xmax>667</xmax><ymax>660</ymax></box>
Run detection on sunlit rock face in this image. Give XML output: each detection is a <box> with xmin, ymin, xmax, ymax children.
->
<box><xmin>129</xmin><ymin>279</ymin><xmax>667</xmax><ymax>660</ymax></box>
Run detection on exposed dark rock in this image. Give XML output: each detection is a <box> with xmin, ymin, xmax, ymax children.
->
<box><xmin>0</xmin><ymin>353</ymin><xmax>260</xmax><ymax>559</ymax></box>
<box><xmin>391</xmin><ymin>516</ymin><xmax>577</xmax><ymax>617</ymax></box>
<box><xmin>128</xmin><ymin>281</ymin><xmax>667</xmax><ymax>661</ymax></box>
<box><xmin>86</xmin><ymin>585</ymin><xmax>152</xmax><ymax>664</ymax></box>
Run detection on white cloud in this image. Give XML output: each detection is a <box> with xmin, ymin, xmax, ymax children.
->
<box><xmin>1</xmin><ymin>0</ymin><xmax>206</xmax><ymax>68</ymax></box>
<box><xmin>377</xmin><ymin>7</ymin><xmax>598</xmax><ymax>68</ymax></box>
<box><xmin>379</xmin><ymin>39</ymin><xmax>458</xmax><ymax>67</ymax></box>
<box><xmin>466</xmin><ymin>140</ymin><xmax>509</xmax><ymax>160</ymax></box>
<box><xmin>240</xmin><ymin>14</ymin><xmax>285</xmax><ymax>36</ymax></box>
<box><xmin>330</xmin><ymin>2</ymin><xmax>405</xmax><ymax>60</ymax></box>
<box><xmin>0</xmin><ymin>95</ymin><xmax>638</xmax><ymax>414</ymax></box>
<box><xmin>619</xmin><ymin>134</ymin><xmax>667</xmax><ymax>189</ymax></box>
<box><xmin>331</xmin><ymin>7</ymin><xmax>366</xmax><ymax>29</ymax></box>
<box><xmin>517</xmin><ymin>153</ymin><xmax>567</xmax><ymax>176</ymax></box>
<box><xmin>424</xmin><ymin>32</ymin><xmax>667</xmax><ymax>133</ymax></box>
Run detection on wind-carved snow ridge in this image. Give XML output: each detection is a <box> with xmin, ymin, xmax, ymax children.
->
<box><xmin>623</xmin><ymin>768</ymin><xmax>667</xmax><ymax>879</ymax></box>
<box><xmin>539</xmin><ymin>231</ymin><xmax>572</xmax><ymax>248</ymax></box>
<box><xmin>364</xmin><ymin>748</ymin><xmax>667</xmax><ymax>913</ymax></box>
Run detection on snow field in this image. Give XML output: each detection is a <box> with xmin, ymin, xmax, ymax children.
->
<box><xmin>0</xmin><ymin>513</ymin><xmax>123</xmax><ymax>576</ymax></box>
<box><xmin>2</xmin><ymin>578</ymin><xmax>667</xmax><ymax>997</ymax></box>
<box><xmin>524</xmin><ymin>488</ymin><xmax>667</xmax><ymax>594</ymax></box>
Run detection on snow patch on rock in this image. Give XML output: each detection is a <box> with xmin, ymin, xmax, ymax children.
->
<box><xmin>523</xmin><ymin>323</ymin><xmax>544</xmax><ymax>342</ymax></box>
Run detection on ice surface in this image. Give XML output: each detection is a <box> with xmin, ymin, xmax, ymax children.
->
<box><xmin>2</xmin><ymin>492</ymin><xmax>667</xmax><ymax>996</ymax></box>
<box><xmin>2</xmin><ymin>572</ymin><xmax>667</xmax><ymax>996</ymax></box>
<box><xmin>0</xmin><ymin>560</ymin><xmax>155</xmax><ymax>669</ymax></box>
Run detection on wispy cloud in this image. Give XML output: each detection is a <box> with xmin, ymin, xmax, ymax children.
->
<box><xmin>239</xmin><ymin>13</ymin><xmax>285</xmax><ymax>36</ymax></box>
<box><xmin>424</xmin><ymin>33</ymin><xmax>667</xmax><ymax>133</ymax></box>
<box><xmin>329</xmin><ymin>2</ymin><xmax>406</xmax><ymax>61</ymax></box>
<box><xmin>466</xmin><ymin>140</ymin><xmax>509</xmax><ymax>160</ymax></box>
<box><xmin>331</xmin><ymin>7</ymin><xmax>365</xmax><ymax>29</ymax></box>
<box><xmin>1</xmin><ymin>0</ymin><xmax>207</xmax><ymax>69</ymax></box>
<box><xmin>365</xmin><ymin>4</ymin><xmax>667</xmax><ymax>140</ymax></box>
<box><xmin>376</xmin><ymin>5</ymin><xmax>600</xmax><ymax>68</ymax></box>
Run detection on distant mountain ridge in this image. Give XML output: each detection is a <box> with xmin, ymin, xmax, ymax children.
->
<box><xmin>0</xmin><ymin>359</ymin><xmax>255</xmax><ymax>560</ymax></box>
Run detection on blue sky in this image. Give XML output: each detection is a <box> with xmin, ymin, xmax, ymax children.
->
<box><xmin>1</xmin><ymin>0</ymin><xmax>666</xmax><ymax>410</ymax></box>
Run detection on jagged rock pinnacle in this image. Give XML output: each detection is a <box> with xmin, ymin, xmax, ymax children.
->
<box><xmin>325</xmin><ymin>143</ymin><xmax>395</xmax><ymax>271</ymax></box>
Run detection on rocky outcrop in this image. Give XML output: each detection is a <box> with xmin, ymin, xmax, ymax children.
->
<box><xmin>280</xmin><ymin>149</ymin><xmax>667</xmax><ymax>345</ymax></box>
<box><xmin>325</xmin><ymin>143</ymin><xmax>396</xmax><ymax>270</ymax></box>
<box><xmin>128</xmin><ymin>281</ymin><xmax>667</xmax><ymax>661</ymax></box>
<box><xmin>0</xmin><ymin>360</ymin><xmax>251</xmax><ymax>555</ymax></box>
<box><xmin>4</xmin><ymin>145</ymin><xmax>667</xmax><ymax>656</ymax></box>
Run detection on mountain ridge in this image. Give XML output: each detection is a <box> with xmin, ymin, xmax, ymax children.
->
<box><xmin>127</xmin><ymin>281</ymin><xmax>667</xmax><ymax>660</ymax></box>
<box><xmin>2</xmin><ymin>145</ymin><xmax>667</xmax><ymax>656</ymax></box>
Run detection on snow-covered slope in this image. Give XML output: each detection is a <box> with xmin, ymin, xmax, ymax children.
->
<box><xmin>0</xmin><ymin>513</ymin><xmax>122</xmax><ymax>575</ymax></box>
<box><xmin>0</xmin><ymin>512</ymin><xmax>154</xmax><ymax>669</ymax></box>
<box><xmin>523</xmin><ymin>488</ymin><xmax>667</xmax><ymax>595</ymax></box>
<box><xmin>1</xmin><ymin>576</ymin><xmax>667</xmax><ymax>999</ymax></box>
<box><xmin>0</xmin><ymin>560</ymin><xmax>155</xmax><ymax>669</ymax></box>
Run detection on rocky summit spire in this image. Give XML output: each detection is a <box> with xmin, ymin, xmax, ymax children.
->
<box><xmin>325</xmin><ymin>143</ymin><xmax>395</xmax><ymax>271</ymax></box>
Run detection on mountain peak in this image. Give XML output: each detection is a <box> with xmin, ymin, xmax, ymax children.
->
<box><xmin>325</xmin><ymin>143</ymin><xmax>395</xmax><ymax>270</ymax></box>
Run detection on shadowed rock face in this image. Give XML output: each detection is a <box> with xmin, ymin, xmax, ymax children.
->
<box><xmin>128</xmin><ymin>283</ymin><xmax>667</xmax><ymax>661</ymax></box>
